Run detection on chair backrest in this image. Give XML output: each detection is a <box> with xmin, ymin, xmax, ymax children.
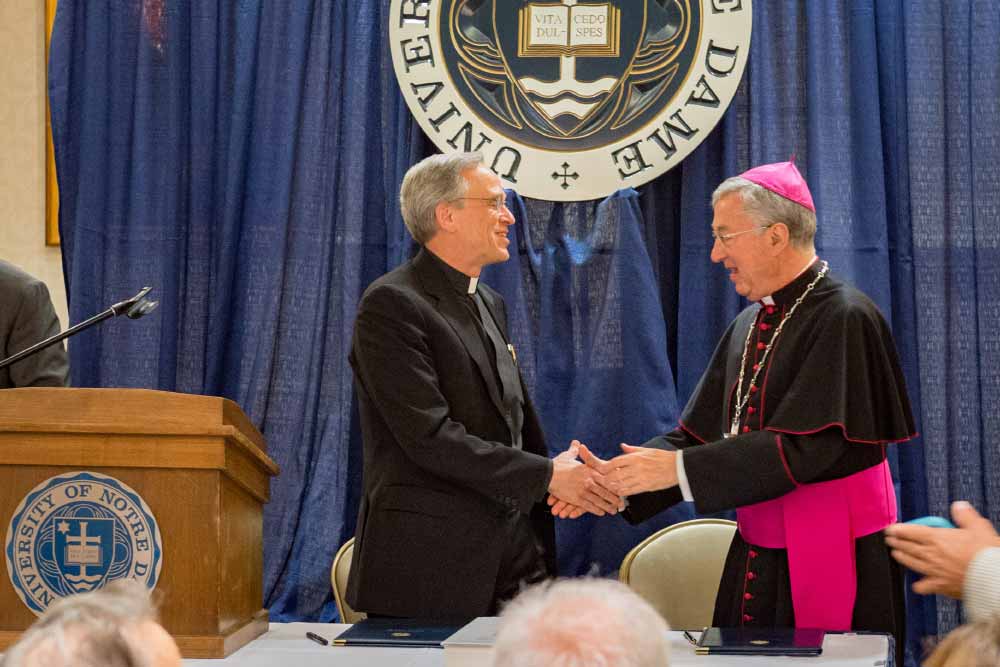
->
<box><xmin>331</xmin><ymin>537</ymin><xmax>367</xmax><ymax>624</ymax></box>
<box><xmin>619</xmin><ymin>518</ymin><xmax>737</xmax><ymax>630</ymax></box>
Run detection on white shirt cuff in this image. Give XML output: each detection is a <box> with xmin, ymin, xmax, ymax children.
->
<box><xmin>676</xmin><ymin>449</ymin><xmax>694</xmax><ymax>502</ymax></box>
<box><xmin>963</xmin><ymin>546</ymin><xmax>1000</xmax><ymax>622</ymax></box>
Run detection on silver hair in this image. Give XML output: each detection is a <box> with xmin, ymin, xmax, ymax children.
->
<box><xmin>711</xmin><ymin>176</ymin><xmax>817</xmax><ymax>249</ymax></box>
<box><xmin>491</xmin><ymin>578</ymin><xmax>671</xmax><ymax>667</ymax></box>
<box><xmin>925</xmin><ymin>614</ymin><xmax>1000</xmax><ymax>667</ymax></box>
<box><xmin>1</xmin><ymin>580</ymin><xmax>160</xmax><ymax>667</ymax></box>
<box><xmin>399</xmin><ymin>152</ymin><xmax>485</xmax><ymax>244</ymax></box>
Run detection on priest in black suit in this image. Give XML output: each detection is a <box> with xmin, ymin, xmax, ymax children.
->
<box><xmin>0</xmin><ymin>259</ymin><xmax>69</xmax><ymax>389</ymax></box>
<box><xmin>345</xmin><ymin>152</ymin><xmax>621</xmax><ymax>618</ymax></box>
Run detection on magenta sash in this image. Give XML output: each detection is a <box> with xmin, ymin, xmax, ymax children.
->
<box><xmin>735</xmin><ymin>460</ymin><xmax>896</xmax><ymax>630</ymax></box>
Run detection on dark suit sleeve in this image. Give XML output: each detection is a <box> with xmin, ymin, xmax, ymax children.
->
<box><xmin>351</xmin><ymin>284</ymin><xmax>551</xmax><ymax>511</ymax></box>
<box><xmin>7</xmin><ymin>278</ymin><xmax>69</xmax><ymax>388</ymax></box>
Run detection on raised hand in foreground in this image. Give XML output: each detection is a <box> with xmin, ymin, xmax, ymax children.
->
<box><xmin>885</xmin><ymin>501</ymin><xmax>1000</xmax><ymax>598</ymax></box>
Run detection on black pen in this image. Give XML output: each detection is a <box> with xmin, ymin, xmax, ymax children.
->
<box><xmin>306</xmin><ymin>631</ymin><xmax>329</xmax><ymax>646</ymax></box>
<box><xmin>683</xmin><ymin>630</ymin><xmax>699</xmax><ymax>646</ymax></box>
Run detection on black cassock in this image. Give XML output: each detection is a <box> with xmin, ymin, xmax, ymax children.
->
<box><xmin>625</xmin><ymin>260</ymin><xmax>916</xmax><ymax>653</ymax></box>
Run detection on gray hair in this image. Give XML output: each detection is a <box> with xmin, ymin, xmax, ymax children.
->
<box><xmin>2</xmin><ymin>580</ymin><xmax>161</xmax><ymax>667</ymax></box>
<box><xmin>712</xmin><ymin>176</ymin><xmax>816</xmax><ymax>249</ymax></box>
<box><xmin>925</xmin><ymin>615</ymin><xmax>1000</xmax><ymax>667</ymax></box>
<box><xmin>399</xmin><ymin>152</ymin><xmax>485</xmax><ymax>244</ymax></box>
<box><xmin>491</xmin><ymin>578</ymin><xmax>671</xmax><ymax>667</ymax></box>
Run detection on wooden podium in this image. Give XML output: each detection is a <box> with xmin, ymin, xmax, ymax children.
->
<box><xmin>0</xmin><ymin>388</ymin><xmax>279</xmax><ymax>658</ymax></box>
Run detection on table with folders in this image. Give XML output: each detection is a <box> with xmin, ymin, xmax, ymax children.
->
<box><xmin>184</xmin><ymin>622</ymin><xmax>892</xmax><ymax>667</ymax></box>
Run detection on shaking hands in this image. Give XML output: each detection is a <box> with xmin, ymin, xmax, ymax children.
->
<box><xmin>546</xmin><ymin>440</ymin><xmax>679</xmax><ymax>519</ymax></box>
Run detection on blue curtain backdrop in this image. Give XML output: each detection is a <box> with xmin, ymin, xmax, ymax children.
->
<box><xmin>48</xmin><ymin>1</ymin><xmax>999</xmax><ymax>663</ymax></box>
<box><xmin>483</xmin><ymin>191</ymin><xmax>691</xmax><ymax>576</ymax></box>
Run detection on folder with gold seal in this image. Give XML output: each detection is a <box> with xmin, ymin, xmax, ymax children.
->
<box><xmin>693</xmin><ymin>627</ymin><xmax>825</xmax><ymax>656</ymax></box>
<box><xmin>332</xmin><ymin>618</ymin><xmax>468</xmax><ymax>648</ymax></box>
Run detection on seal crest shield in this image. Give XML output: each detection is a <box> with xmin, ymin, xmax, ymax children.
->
<box><xmin>5</xmin><ymin>471</ymin><xmax>163</xmax><ymax>615</ymax></box>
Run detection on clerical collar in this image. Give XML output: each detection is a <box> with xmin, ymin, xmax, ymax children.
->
<box><xmin>760</xmin><ymin>256</ymin><xmax>820</xmax><ymax>307</ymax></box>
<box><xmin>425</xmin><ymin>248</ymin><xmax>480</xmax><ymax>295</ymax></box>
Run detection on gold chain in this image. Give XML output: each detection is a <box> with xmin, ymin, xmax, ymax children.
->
<box><xmin>727</xmin><ymin>261</ymin><xmax>829</xmax><ymax>438</ymax></box>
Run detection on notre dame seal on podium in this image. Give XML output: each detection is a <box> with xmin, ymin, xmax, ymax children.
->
<box><xmin>4</xmin><ymin>471</ymin><xmax>163</xmax><ymax>615</ymax></box>
<box><xmin>390</xmin><ymin>0</ymin><xmax>752</xmax><ymax>201</ymax></box>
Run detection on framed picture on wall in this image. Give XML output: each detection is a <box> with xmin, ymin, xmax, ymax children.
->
<box><xmin>45</xmin><ymin>0</ymin><xmax>59</xmax><ymax>246</ymax></box>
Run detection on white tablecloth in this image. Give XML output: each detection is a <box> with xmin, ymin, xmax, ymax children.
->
<box><xmin>185</xmin><ymin>623</ymin><xmax>891</xmax><ymax>667</ymax></box>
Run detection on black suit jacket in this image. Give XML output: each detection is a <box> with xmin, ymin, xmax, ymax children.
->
<box><xmin>0</xmin><ymin>260</ymin><xmax>69</xmax><ymax>389</ymax></box>
<box><xmin>346</xmin><ymin>248</ymin><xmax>555</xmax><ymax>617</ymax></box>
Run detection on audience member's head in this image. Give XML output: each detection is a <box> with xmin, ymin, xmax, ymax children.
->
<box><xmin>924</xmin><ymin>615</ymin><xmax>1000</xmax><ymax>667</ymax></box>
<box><xmin>1</xmin><ymin>579</ymin><xmax>181</xmax><ymax>667</ymax></box>
<box><xmin>491</xmin><ymin>578</ymin><xmax>670</xmax><ymax>667</ymax></box>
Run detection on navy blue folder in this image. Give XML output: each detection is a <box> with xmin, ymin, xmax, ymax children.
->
<box><xmin>332</xmin><ymin>618</ymin><xmax>469</xmax><ymax>648</ymax></box>
<box><xmin>695</xmin><ymin>627</ymin><xmax>825</xmax><ymax>656</ymax></box>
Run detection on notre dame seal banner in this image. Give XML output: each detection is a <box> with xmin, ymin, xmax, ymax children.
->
<box><xmin>390</xmin><ymin>0</ymin><xmax>752</xmax><ymax>201</ymax></box>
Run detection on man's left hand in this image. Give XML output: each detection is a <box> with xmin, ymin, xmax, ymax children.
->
<box><xmin>885</xmin><ymin>500</ymin><xmax>1000</xmax><ymax>598</ymax></box>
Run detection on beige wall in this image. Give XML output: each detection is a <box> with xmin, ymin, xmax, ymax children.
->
<box><xmin>0</xmin><ymin>0</ymin><xmax>68</xmax><ymax>329</ymax></box>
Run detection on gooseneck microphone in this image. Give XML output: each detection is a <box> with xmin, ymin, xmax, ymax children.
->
<box><xmin>0</xmin><ymin>287</ymin><xmax>159</xmax><ymax>371</ymax></box>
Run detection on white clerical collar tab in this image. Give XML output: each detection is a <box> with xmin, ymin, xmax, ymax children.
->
<box><xmin>760</xmin><ymin>256</ymin><xmax>818</xmax><ymax>306</ymax></box>
<box><xmin>467</xmin><ymin>276</ymin><xmax>479</xmax><ymax>294</ymax></box>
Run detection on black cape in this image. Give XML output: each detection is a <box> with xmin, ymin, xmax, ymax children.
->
<box><xmin>625</xmin><ymin>261</ymin><xmax>916</xmax><ymax>656</ymax></box>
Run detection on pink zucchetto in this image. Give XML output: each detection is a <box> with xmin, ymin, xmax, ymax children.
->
<box><xmin>739</xmin><ymin>161</ymin><xmax>815</xmax><ymax>212</ymax></box>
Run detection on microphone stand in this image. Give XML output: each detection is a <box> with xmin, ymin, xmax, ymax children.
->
<box><xmin>0</xmin><ymin>286</ymin><xmax>158</xmax><ymax>371</ymax></box>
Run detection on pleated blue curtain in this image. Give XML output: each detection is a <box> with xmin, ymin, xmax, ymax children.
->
<box><xmin>49</xmin><ymin>1</ymin><xmax>427</xmax><ymax>621</ymax></box>
<box><xmin>484</xmin><ymin>190</ymin><xmax>689</xmax><ymax>576</ymax></box>
<box><xmin>895</xmin><ymin>0</ymin><xmax>1000</xmax><ymax>640</ymax></box>
<box><xmin>48</xmin><ymin>3</ymin><xmax>1000</xmax><ymax>662</ymax></box>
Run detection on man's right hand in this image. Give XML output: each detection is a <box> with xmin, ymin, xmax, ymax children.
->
<box><xmin>547</xmin><ymin>440</ymin><xmax>623</xmax><ymax>517</ymax></box>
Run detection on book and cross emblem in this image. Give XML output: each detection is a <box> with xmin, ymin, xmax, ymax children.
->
<box><xmin>447</xmin><ymin>0</ymin><xmax>694</xmax><ymax>145</ymax></box>
<box><xmin>517</xmin><ymin>1</ymin><xmax>622</xmax><ymax>122</ymax></box>
<box><xmin>55</xmin><ymin>517</ymin><xmax>115</xmax><ymax>592</ymax></box>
